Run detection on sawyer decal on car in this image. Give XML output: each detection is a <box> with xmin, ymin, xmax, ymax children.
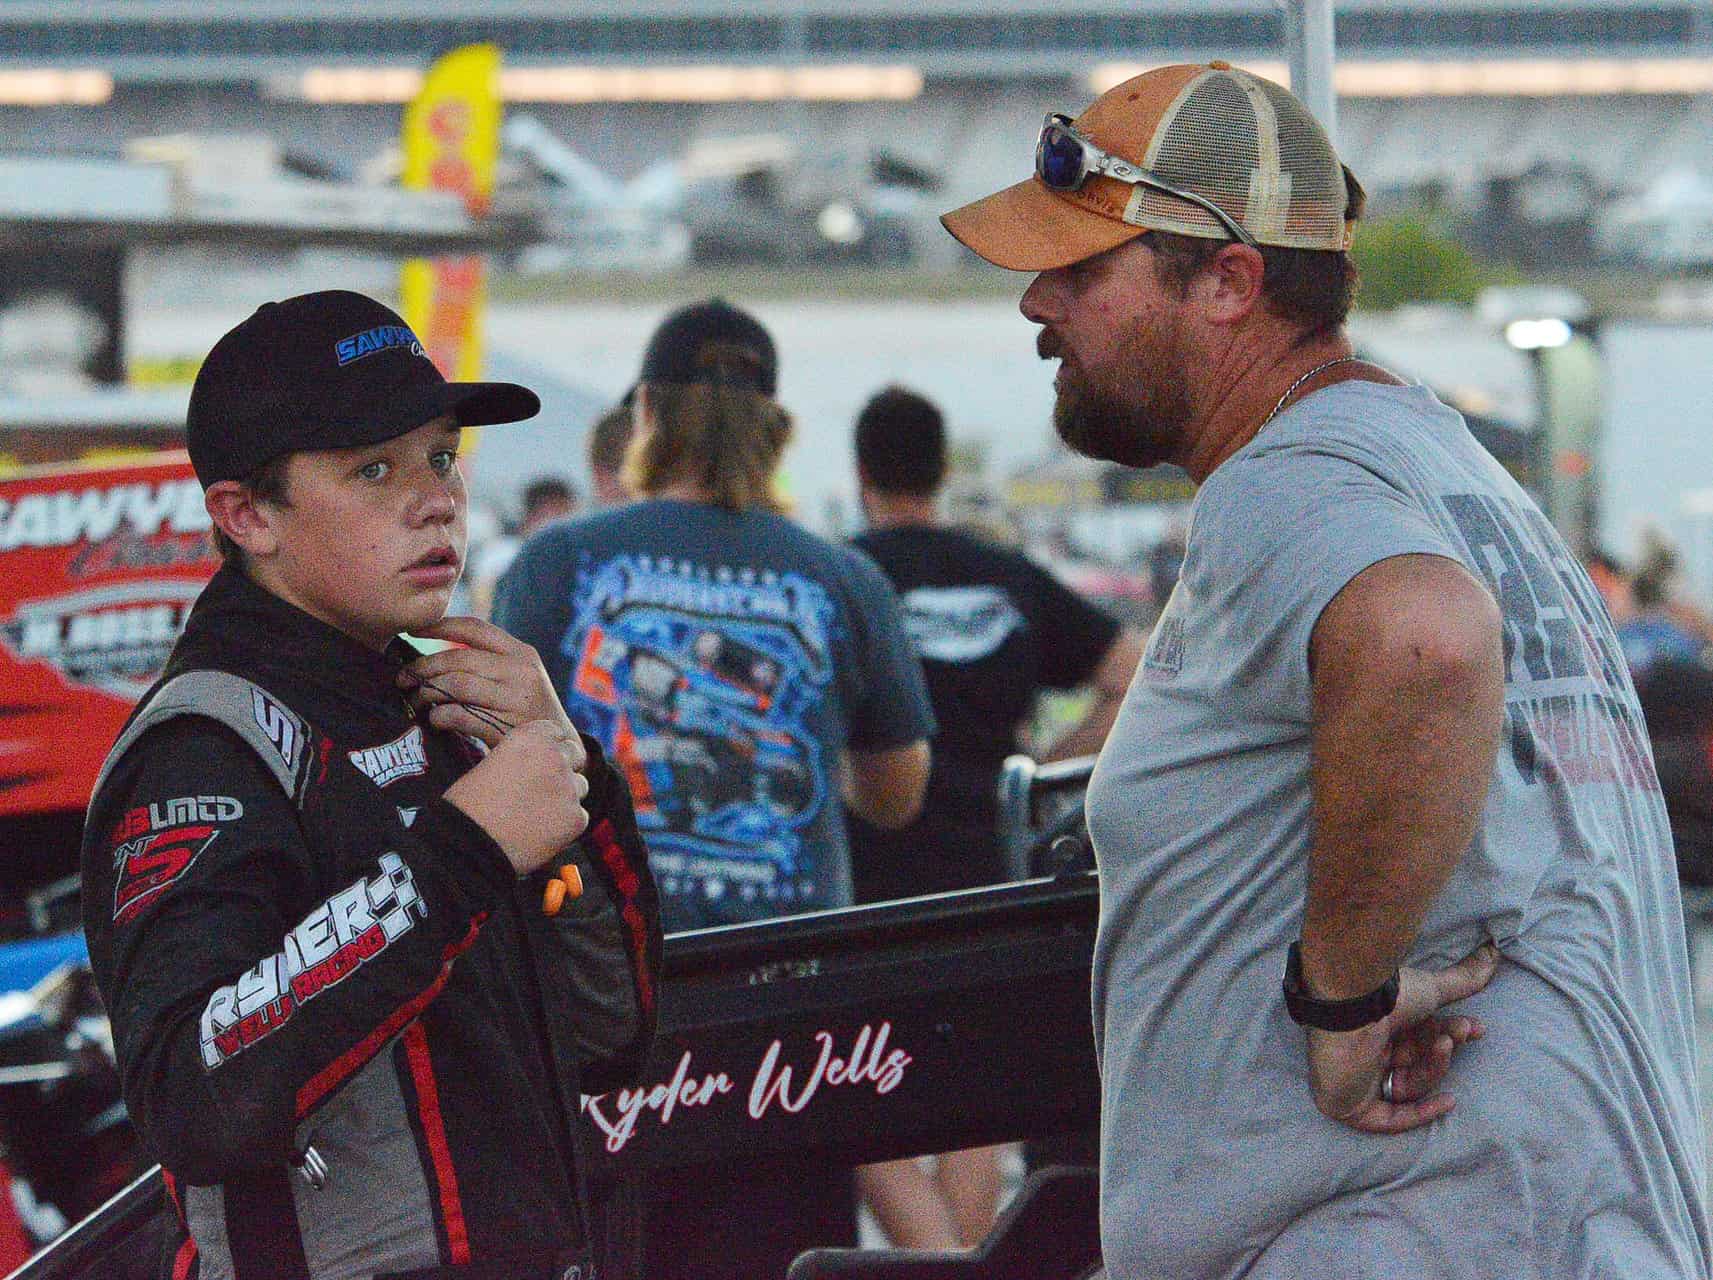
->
<box><xmin>2</xmin><ymin>580</ymin><xmax>207</xmax><ymax>701</ymax></box>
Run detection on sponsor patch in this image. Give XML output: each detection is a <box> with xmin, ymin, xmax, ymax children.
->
<box><xmin>199</xmin><ymin>852</ymin><xmax>426</xmax><ymax>1069</ymax></box>
<box><xmin>110</xmin><ymin>794</ymin><xmax>243</xmax><ymax>846</ymax></box>
<box><xmin>348</xmin><ymin>725</ymin><xmax>428</xmax><ymax>788</ymax></box>
<box><xmin>109</xmin><ymin>795</ymin><xmax>242</xmax><ymax>924</ymax></box>
<box><xmin>251</xmin><ymin>688</ymin><xmax>304</xmax><ymax>772</ymax></box>
<box><xmin>112</xmin><ymin>825</ymin><xmax>220</xmax><ymax>925</ymax></box>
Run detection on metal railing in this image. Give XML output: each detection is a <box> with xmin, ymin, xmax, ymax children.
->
<box><xmin>995</xmin><ymin>753</ymin><xmax>1096</xmax><ymax>882</ymax></box>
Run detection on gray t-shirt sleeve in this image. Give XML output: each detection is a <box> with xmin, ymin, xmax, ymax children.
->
<box><xmin>838</xmin><ymin>546</ymin><xmax>936</xmax><ymax>752</ymax></box>
<box><xmin>1200</xmin><ymin>443</ymin><xmax>1461</xmax><ymax>695</ymax></box>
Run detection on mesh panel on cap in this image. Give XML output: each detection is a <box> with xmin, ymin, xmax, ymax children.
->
<box><xmin>1255</xmin><ymin>75</ymin><xmax>1349</xmax><ymax>248</ymax></box>
<box><xmin>1122</xmin><ymin>67</ymin><xmax>1349</xmax><ymax>251</ymax></box>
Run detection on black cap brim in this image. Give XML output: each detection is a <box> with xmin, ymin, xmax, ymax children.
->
<box><xmin>444</xmin><ymin>380</ymin><xmax>541</xmax><ymax>427</ymax></box>
<box><xmin>305</xmin><ymin>379</ymin><xmax>542</xmax><ymax>454</ymax></box>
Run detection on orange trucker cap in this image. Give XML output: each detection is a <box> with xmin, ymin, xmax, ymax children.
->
<box><xmin>942</xmin><ymin>62</ymin><xmax>1361</xmax><ymax>271</ymax></box>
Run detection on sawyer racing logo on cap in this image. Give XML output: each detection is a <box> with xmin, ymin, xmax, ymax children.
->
<box><xmin>335</xmin><ymin>324</ymin><xmax>426</xmax><ymax>366</ymax></box>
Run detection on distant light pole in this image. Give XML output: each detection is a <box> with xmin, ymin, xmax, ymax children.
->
<box><xmin>1501</xmin><ymin>307</ymin><xmax>1603</xmax><ymax>556</ymax></box>
<box><xmin>1283</xmin><ymin>0</ymin><xmax>1339</xmax><ymax>142</ymax></box>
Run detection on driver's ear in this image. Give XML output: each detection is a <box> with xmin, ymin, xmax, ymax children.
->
<box><xmin>205</xmin><ymin>481</ymin><xmax>282</xmax><ymax>559</ymax></box>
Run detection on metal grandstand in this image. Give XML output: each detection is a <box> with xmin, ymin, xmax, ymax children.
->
<box><xmin>0</xmin><ymin>0</ymin><xmax>1710</xmax><ymax>79</ymax></box>
<box><xmin>1</xmin><ymin>2</ymin><xmax>1711</xmax><ymax>251</ymax></box>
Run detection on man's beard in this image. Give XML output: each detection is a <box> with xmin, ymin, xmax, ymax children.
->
<box><xmin>1046</xmin><ymin>322</ymin><xmax>1192</xmax><ymax>470</ymax></box>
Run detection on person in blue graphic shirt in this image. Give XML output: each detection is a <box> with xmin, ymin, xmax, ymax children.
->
<box><xmin>494</xmin><ymin>298</ymin><xmax>934</xmax><ymax>1280</ymax></box>
<box><xmin>1614</xmin><ymin>540</ymin><xmax>1709</xmax><ymax>679</ymax></box>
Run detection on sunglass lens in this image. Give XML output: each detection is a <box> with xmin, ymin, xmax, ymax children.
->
<box><xmin>1037</xmin><ymin>129</ymin><xmax>1083</xmax><ymax>190</ymax></box>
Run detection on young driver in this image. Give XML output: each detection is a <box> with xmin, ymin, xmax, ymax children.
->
<box><xmin>80</xmin><ymin>291</ymin><xmax>661</xmax><ymax>1279</ymax></box>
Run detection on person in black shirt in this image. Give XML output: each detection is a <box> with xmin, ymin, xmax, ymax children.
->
<box><xmin>850</xmin><ymin>386</ymin><xmax>1142</xmax><ymax>901</ymax></box>
<box><xmin>847</xmin><ymin>385</ymin><xmax>1142</xmax><ymax>1248</ymax></box>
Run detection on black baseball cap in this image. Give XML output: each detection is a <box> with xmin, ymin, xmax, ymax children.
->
<box><xmin>186</xmin><ymin>290</ymin><xmax>540</xmax><ymax>487</ymax></box>
<box><xmin>638</xmin><ymin>298</ymin><xmax>777</xmax><ymax>398</ymax></box>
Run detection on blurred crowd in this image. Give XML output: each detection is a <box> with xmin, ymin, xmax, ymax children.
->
<box><xmin>1588</xmin><ymin>534</ymin><xmax>1713</xmax><ymax>889</ymax></box>
<box><xmin>446</xmin><ymin>300</ymin><xmax>1146</xmax><ymax>1269</ymax></box>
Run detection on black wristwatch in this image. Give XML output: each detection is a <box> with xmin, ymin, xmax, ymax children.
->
<box><xmin>1282</xmin><ymin>941</ymin><xmax>1399</xmax><ymax>1031</ymax></box>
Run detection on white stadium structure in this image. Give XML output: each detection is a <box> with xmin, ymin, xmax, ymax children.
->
<box><xmin>0</xmin><ymin>0</ymin><xmax>1711</xmax><ymax>211</ymax></box>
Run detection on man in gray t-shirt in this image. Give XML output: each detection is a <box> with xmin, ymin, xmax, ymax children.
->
<box><xmin>942</xmin><ymin>61</ymin><xmax>1710</xmax><ymax>1278</ymax></box>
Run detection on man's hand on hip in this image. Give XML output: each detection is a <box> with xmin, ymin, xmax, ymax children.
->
<box><xmin>1305</xmin><ymin>942</ymin><xmax>1498</xmax><ymax>1133</ymax></box>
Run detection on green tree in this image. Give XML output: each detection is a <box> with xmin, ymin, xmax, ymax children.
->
<box><xmin>1352</xmin><ymin>212</ymin><xmax>1504</xmax><ymax>310</ymax></box>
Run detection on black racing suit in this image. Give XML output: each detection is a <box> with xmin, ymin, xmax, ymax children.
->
<box><xmin>80</xmin><ymin>565</ymin><xmax>662</xmax><ymax>1280</ymax></box>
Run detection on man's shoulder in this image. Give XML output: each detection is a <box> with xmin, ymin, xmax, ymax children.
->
<box><xmin>520</xmin><ymin>505</ymin><xmax>634</xmax><ymax>554</ymax></box>
<box><xmin>736</xmin><ymin>511</ymin><xmax>865</xmax><ymax>573</ymax></box>
<box><xmin>84</xmin><ymin>700</ymin><xmax>290</xmax><ymax>864</ymax></box>
<box><xmin>1242</xmin><ymin>380</ymin><xmax>1466</xmax><ymax>475</ymax></box>
<box><xmin>98</xmin><ymin>667</ymin><xmax>308</xmax><ymax>781</ymax></box>
<box><xmin>504</xmin><ymin>507</ymin><xmax>650</xmax><ymax>595</ymax></box>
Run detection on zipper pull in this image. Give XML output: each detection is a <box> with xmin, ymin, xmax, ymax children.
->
<box><xmin>292</xmin><ymin>1141</ymin><xmax>329</xmax><ymax>1190</ymax></box>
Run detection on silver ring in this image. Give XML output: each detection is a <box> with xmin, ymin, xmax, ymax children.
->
<box><xmin>1381</xmin><ymin>1069</ymin><xmax>1396</xmax><ymax>1104</ymax></box>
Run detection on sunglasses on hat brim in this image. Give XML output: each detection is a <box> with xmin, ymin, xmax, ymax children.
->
<box><xmin>1034</xmin><ymin>113</ymin><xmax>1259</xmax><ymax>250</ymax></box>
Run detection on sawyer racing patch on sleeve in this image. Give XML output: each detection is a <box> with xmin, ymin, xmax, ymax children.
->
<box><xmin>109</xmin><ymin>796</ymin><xmax>242</xmax><ymax>925</ymax></box>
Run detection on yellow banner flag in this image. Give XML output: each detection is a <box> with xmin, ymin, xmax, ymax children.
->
<box><xmin>399</xmin><ymin>43</ymin><xmax>499</xmax><ymax>384</ymax></box>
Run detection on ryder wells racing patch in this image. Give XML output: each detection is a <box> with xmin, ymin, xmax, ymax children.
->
<box><xmin>109</xmin><ymin>795</ymin><xmax>242</xmax><ymax>925</ymax></box>
<box><xmin>199</xmin><ymin>852</ymin><xmax>426</xmax><ymax>1069</ymax></box>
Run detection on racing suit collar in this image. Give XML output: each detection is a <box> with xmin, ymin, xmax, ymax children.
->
<box><xmin>174</xmin><ymin>563</ymin><xmax>424</xmax><ymax>709</ymax></box>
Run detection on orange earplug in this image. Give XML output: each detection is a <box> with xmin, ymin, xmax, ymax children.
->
<box><xmin>541</xmin><ymin>863</ymin><xmax>585</xmax><ymax>916</ymax></box>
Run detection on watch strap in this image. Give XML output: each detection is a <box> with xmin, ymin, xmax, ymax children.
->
<box><xmin>1283</xmin><ymin>941</ymin><xmax>1399</xmax><ymax>1031</ymax></box>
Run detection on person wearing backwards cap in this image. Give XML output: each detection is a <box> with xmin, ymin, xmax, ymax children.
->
<box><xmin>80</xmin><ymin>290</ymin><xmax>662</xmax><ymax>1279</ymax></box>
<box><xmin>496</xmin><ymin>298</ymin><xmax>934</xmax><ymax>1278</ymax></box>
<box><xmin>944</xmin><ymin>63</ymin><xmax>1709</xmax><ymax>1278</ymax></box>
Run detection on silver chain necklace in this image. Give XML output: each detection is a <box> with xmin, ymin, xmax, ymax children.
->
<box><xmin>1258</xmin><ymin>355</ymin><xmax>1365</xmax><ymax>432</ymax></box>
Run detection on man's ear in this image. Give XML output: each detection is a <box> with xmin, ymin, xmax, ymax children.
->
<box><xmin>1196</xmin><ymin>243</ymin><xmax>1268</xmax><ymax>326</ymax></box>
<box><xmin>205</xmin><ymin>481</ymin><xmax>281</xmax><ymax>559</ymax></box>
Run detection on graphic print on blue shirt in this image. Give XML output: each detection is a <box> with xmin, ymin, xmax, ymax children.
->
<box><xmin>560</xmin><ymin>555</ymin><xmax>834</xmax><ymax>906</ymax></box>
